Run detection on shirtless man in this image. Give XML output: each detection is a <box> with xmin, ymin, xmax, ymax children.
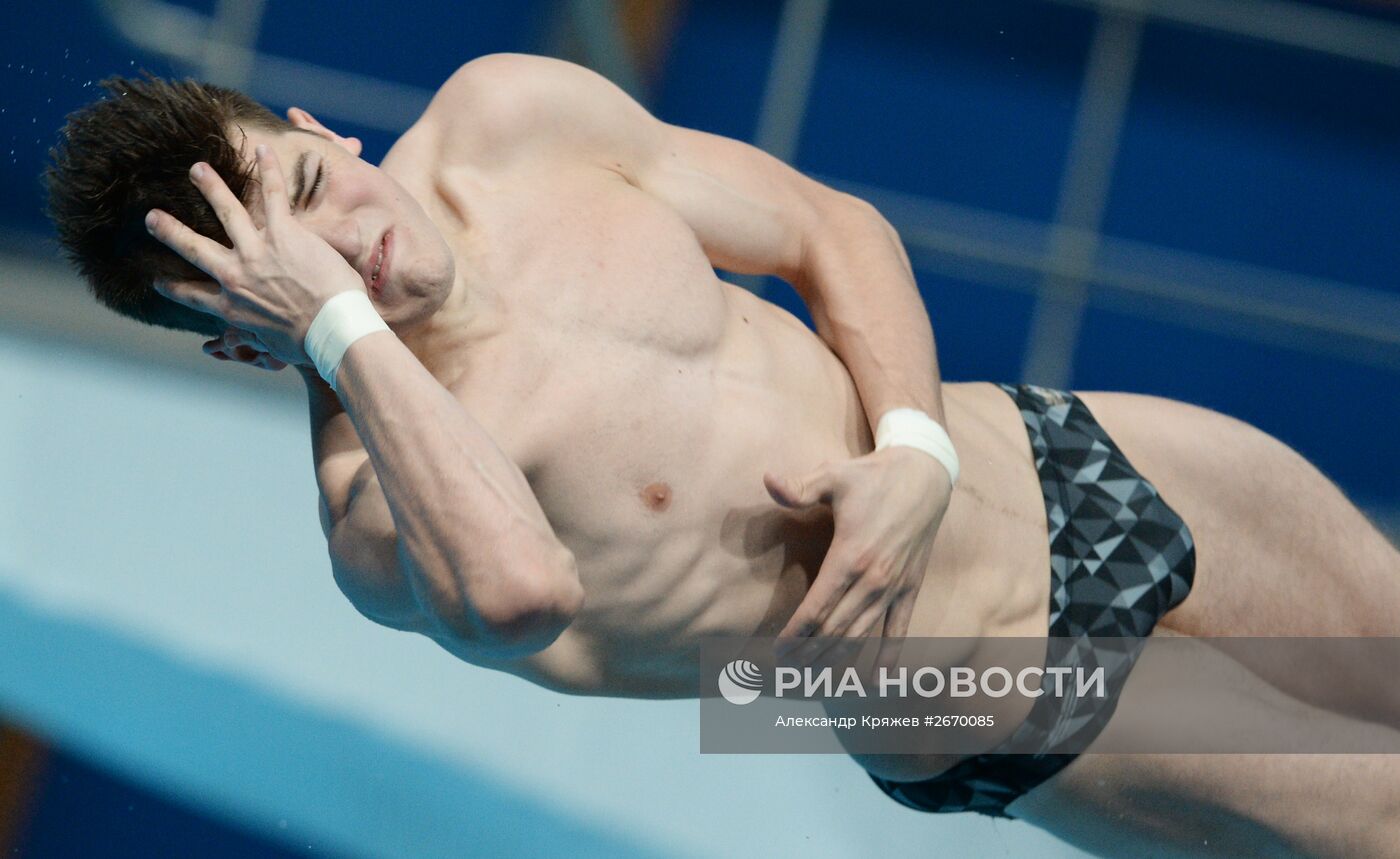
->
<box><xmin>45</xmin><ymin>55</ymin><xmax>1400</xmax><ymax>856</ymax></box>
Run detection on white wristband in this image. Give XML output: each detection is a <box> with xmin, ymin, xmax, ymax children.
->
<box><xmin>874</xmin><ymin>408</ymin><xmax>960</xmax><ymax>486</ymax></box>
<box><xmin>303</xmin><ymin>291</ymin><xmax>390</xmax><ymax>392</ymax></box>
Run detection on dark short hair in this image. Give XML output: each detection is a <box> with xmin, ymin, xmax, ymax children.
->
<box><xmin>44</xmin><ymin>74</ymin><xmax>295</xmax><ymax>336</ymax></box>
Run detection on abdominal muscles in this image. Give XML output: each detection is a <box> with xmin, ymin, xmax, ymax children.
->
<box><xmin>468</xmin><ymin>173</ymin><xmax>1039</xmax><ymax>697</ymax></box>
<box><xmin>507</xmin><ymin>283</ymin><xmax>868</xmax><ymax>697</ymax></box>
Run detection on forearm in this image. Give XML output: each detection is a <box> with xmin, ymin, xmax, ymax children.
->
<box><xmin>796</xmin><ymin>198</ymin><xmax>944</xmax><ymax>428</ymax></box>
<box><xmin>319</xmin><ymin>333</ymin><xmax>581</xmax><ymax>647</ymax></box>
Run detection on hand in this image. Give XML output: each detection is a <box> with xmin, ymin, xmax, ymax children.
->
<box><xmin>145</xmin><ymin>144</ymin><xmax>365</xmax><ymax>365</ymax></box>
<box><xmin>765</xmin><ymin>446</ymin><xmax>953</xmax><ymax>664</ymax></box>
<box><xmin>201</xmin><ymin>326</ymin><xmax>287</xmax><ymax>372</ymax></box>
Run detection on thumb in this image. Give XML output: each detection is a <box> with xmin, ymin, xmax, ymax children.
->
<box><xmin>764</xmin><ymin>465</ymin><xmax>835</xmax><ymax>509</ymax></box>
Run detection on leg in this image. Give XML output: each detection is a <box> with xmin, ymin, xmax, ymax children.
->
<box><xmin>1014</xmin><ymin>753</ymin><xmax>1400</xmax><ymax>858</ymax></box>
<box><xmin>1078</xmin><ymin>392</ymin><xmax>1400</xmax><ymax>722</ymax></box>
<box><xmin>860</xmin><ymin>388</ymin><xmax>1400</xmax><ymax>828</ymax></box>
<box><xmin>1008</xmin><ymin>629</ymin><xmax>1400</xmax><ymax>858</ymax></box>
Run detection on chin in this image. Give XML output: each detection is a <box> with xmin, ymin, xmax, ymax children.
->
<box><xmin>375</xmin><ymin>234</ymin><xmax>455</xmax><ymax>330</ymax></box>
<box><xmin>381</xmin><ymin>281</ymin><xmax>450</xmax><ymax>331</ymax></box>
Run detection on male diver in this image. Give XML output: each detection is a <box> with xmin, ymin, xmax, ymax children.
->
<box><xmin>45</xmin><ymin>55</ymin><xmax>1400</xmax><ymax>856</ymax></box>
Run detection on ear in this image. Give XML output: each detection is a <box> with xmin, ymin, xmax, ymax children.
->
<box><xmin>287</xmin><ymin>106</ymin><xmax>362</xmax><ymax>158</ymax></box>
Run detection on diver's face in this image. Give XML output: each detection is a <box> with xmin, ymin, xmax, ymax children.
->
<box><xmin>230</xmin><ymin>123</ymin><xmax>455</xmax><ymax>330</ymax></box>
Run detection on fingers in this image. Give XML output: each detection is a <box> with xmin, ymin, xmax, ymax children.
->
<box><xmin>798</xmin><ymin>596</ymin><xmax>888</xmax><ymax>667</ymax></box>
<box><xmin>145</xmin><ymin>209</ymin><xmax>233</xmax><ymax>283</ymax></box>
<box><xmin>790</xmin><ymin>570</ymin><xmax>889</xmax><ymax>664</ymax></box>
<box><xmin>154</xmin><ymin>277</ymin><xmax>223</xmax><ymax>318</ymax></box>
<box><xmin>203</xmin><ymin>328</ymin><xmax>284</xmax><ymax>371</ymax></box>
<box><xmin>882</xmin><ymin>580</ymin><xmax>919</xmax><ymax>641</ymax></box>
<box><xmin>777</xmin><ymin>550</ymin><xmax>857</xmax><ymax>645</ymax></box>
<box><xmin>252</xmin><ymin>144</ymin><xmax>290</xmax><ymax>225</ymax></box>
<box><xmin>223</xmin><ymin>327</ymin><xmax>270</xmax><ymax>353</ymax></box>
<box><xmin>848</xmin><ymin>600</ymin><xmax>890</xmax><ymax>640</ymax></box>
<box><xmin>187</xmin><ymin>162</ymin><xmax>259</xmax><ymax>247</ymax></box>
<box><xmin>764</xmin><ymin>464</ymin><xmax>836</xmax><ymax>509</ymax></box>
<box><xmin>821</xmin><ymin>574</ymin><xmax>890</xmax><ymax>640</ymax></box>
<box><xmin>777</xmin><ymin>546</ymin><xmax>920</xmax><ymax>666</ymax></box>
<box><xmin>875</xmin><ymin>594</ymin><xmax>917</xmax><ymax>674</ymax></box>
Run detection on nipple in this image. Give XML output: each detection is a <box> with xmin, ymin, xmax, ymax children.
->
<box><xmin>640</xmin><ymin>481</ymin><xmax>672</xmax><ymax>512</ymax></box>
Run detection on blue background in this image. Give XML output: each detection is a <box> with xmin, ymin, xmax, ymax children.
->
<box><xmin>1</xmin><ymin>2</ymin><xmax>1397</xmax><ymax>855</ymax></box>
<box><xmin>4</xmin><ymin>0</ymin><xmax>1395</xmax><ymax>505</ymax></box>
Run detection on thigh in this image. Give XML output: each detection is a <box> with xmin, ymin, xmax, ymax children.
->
<box><xmin>1006</xmin><ymin>629</ymin><xmax>1400</xmax><ymax>858</ymax></box>
<box><xmin>1013</xmin><ymin>752</ymin><xmax>1398</xmax><ymax>858</ymax></box>
<box><xmin>1078</xmin><ymin>392</ymin><xmax>1400</xmax><ymax>722</ymax></box>
<box><xmin>1076</xmin><ymin>391</ymin><xmax>1400</xmax><ymax>639</ymax></box>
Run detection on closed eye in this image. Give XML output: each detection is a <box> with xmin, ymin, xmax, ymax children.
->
<box><xmin>306</xmin><ymin>162</ymin><xmax>325</xmax><ymax>206</ymax></box>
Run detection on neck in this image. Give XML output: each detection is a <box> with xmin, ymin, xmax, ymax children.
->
<box><xmin>388</xmin><ymin>152</ymin><xmax>504</xmax><ymax>382</ymax></box>
<box><xmin>395</xmin><ymin>259</ymin><xmax>501</xmax><ymax>384</ymax></box>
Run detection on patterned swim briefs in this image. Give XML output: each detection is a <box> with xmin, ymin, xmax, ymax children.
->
<box><xmin>869</xmin><ymin>383</ymin><xmax>1196</xmax><ymax>818</ymax></box>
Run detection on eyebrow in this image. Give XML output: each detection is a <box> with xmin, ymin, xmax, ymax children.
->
<box><xmin>290</xmin><ymin>150</ymin><xmax>312</xmax><ymax>207</ymax></box>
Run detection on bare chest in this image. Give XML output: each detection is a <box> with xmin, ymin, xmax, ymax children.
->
<box><xmin>429</xmin><ymin>180</ymin><xmax>867</xmax><ymax>690</ymax></box>
<box><xmin>381</xmin><ymin>160</ymin><xmax>1052</xmax><ymax>698</ymax></box>
<box><xmin>466</xmin><ymin>297</ymin><xmax>858</xmax><ymax>672</ymax></box>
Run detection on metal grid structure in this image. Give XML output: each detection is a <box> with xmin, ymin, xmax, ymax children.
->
<box><xmin>84</xmin><ymin>0</ymin><xmax>1400</xmax><ymax>391</ymax></box>
<box><xmin>749</xmin><ymin>0</ymin><xmax>1400</xmax><ymax>389</ymax></box>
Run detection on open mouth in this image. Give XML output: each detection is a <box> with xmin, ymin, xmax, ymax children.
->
<box><xmin>368</xmin><ymin>230</ymin><xmax>391</xmax><ymax>295</ymax></box>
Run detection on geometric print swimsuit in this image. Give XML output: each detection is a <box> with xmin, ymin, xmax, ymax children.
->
<box><xmin>869</xmin><ymin>384</ymin><xmax>1197</xmax><ymax>818</ymax></box>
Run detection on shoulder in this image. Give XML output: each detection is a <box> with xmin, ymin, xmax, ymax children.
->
<box><xmin>432</xmin><ymin>53</ymin><xmax>618</xmax><ymax>114</ymax></box>
<box><xmin>420</xmin><ymin>54</ymin><xmax>619</xmax><ymax>137</ymax></box>
<box><xmin>413</xmin><ymin>53</ymin><xmax>661</xmax><ymax>170</ymax></box>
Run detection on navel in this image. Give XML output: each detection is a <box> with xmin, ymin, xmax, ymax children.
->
<box><xmin>640</xmin><ymin>481</ymin><xmax>673</xmax><ymax>512</ymax></box>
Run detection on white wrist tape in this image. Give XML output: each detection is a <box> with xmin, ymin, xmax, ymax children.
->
<box><xmin>303</xmin><ymin>291</ymin><xmax>390</xmax><ymax>392</ymax></box>
<box><xmin>874</xmin><ymin>408</ymin><xmax>960</xmax><ymax>486</ymax></box>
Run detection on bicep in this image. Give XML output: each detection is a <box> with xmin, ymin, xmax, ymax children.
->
<box><xmin>639</xmin><ymin>125</ymin><xmax>830</xmax><ymax>281</ymax></box>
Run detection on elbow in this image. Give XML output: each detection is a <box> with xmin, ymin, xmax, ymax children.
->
<box><xmin>827</xmin><ymin>192</ymin><xmax>902</xmax><ymax>246</ymax></box>
<box><xmin>845</xmin><ymin>195</ymin><xmax>904</xmax><ymax>253</ymax></box>
<box><xmin>435</xmin><ymin>548</ymin><xmax>585</xmax><ymax>657</ymax></box>
<box><xmin>799</xmin><ymin>192</ymin><xmax>901</xmax><ymax>271</ymax></box>
<box><xmin>482</xmin><ymin>569</ymin><xmax>585</xmax><ymax>655</ymax></box>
